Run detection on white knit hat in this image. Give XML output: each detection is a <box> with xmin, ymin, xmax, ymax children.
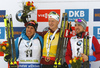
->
<box><xmin>75</xmin><ymin>18</ymin><xmax>87</xmax><ymax>30</ymax></box>
<box><xmin>48</xmin><ymin>11</ymin><xmax>60</xmax><ymax>21</ymax></box>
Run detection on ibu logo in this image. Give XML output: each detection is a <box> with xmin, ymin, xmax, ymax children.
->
<box><xmin>13</xmin><ymin>27</ymin><xmax>25</xmax><ymax>39</ymax></box>
<box><xmin>0</xmin><ymin>27</ymin><xmax>5</xmax><ymax>39</ymax></box>
<box><xmin>0</xmin><ymin>10</ymin><xmax>6</xmax><ymax>22</ymax></box>
<box><xmin>65</xmin><ymin>9</ymin><xmax>89</xmax><ymax>22</ymax></box>
<box><xmin>98</xmin><ymin>28</ymin><xmax>100</xmax><ymax>34</ymax></box>
<box><xmin>94</xmin><ymin>9</ymin><xmax>100</xmax><ymax>21</ymax></box>
<box><xmin>93</xmin><ymin>27</ymin><xmax>100</xmax><ymax>39</ymax></box>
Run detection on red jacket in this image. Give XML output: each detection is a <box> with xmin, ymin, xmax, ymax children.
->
<box><xmin>65</xmin><ymin>32</ymin><xmax>100</xmax><ymax>65</ymax></box>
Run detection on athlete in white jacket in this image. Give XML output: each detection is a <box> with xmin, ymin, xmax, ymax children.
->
<box><xmin>15</xmin><ymin>20</ymin><xmax>43</xmax><ymax>68</ymax></box>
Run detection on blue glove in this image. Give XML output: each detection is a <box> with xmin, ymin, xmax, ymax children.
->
<box><xmin>68</xmin><ymin>64</ymin><xmax>71</xmax><ymax>68</ymax></box>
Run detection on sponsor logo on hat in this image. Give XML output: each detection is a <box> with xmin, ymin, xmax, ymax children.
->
<box><xmin>50</xmin><ymin>16</ymin><xmax>52</xmax><ymax>18</ymax></box>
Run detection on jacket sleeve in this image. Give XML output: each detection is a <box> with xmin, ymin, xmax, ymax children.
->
<box><xmin>36</xmin><ymin>32</ymin><xmax>43</xmax><ymax>37</ymax></box>
<box><xmin>37</xmin><ymin>31</ymin><xmax>47</xmax><ymax>38</ymax></box>
<box><xmin>15</xmin><ymin>37</ymin><xmax>19</xmax><ymax>59</ymax></box>
<box><xmin>89</xmin><ymin>36</ymin><xmax>100</xmax><ymax>61</ymax></box>
<box><xmin>65</xmin><ymin>39</ymin><xmax>72</xmax><ymax>65</ymax></box>
<box><xmin>37</xmin><ymin>34</ymin><xmax>44</xmax><ymax>57</ymax></box>
<box><xmin>38</xmin><ymin>36</ymin><xmax>44</xmax><ymax>50</ymax></box>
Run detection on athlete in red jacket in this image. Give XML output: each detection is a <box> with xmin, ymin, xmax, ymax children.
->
<box><xmin>65</xmin><ymin>18</ymin><xmax>100</xmax><ymax>68</ymax></box>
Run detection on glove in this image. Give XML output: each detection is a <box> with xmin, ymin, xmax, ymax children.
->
<box><xmin>4</xmin><ymin>54</ymin><xmax>11</xmax><ymax>62</ymax></box>
<box><xmin>68</xmin><ymin>64</ymin><xmax>71</xmax><ymax>68</ymax></box>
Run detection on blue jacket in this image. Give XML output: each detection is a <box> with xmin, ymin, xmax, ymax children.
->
<box><xmin>15</xmin><ymin>28</ymin><xmax>43</xmax><ymax>59</ymax></box>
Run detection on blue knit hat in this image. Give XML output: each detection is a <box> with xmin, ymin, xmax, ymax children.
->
<box><xmin>27</xmin><ymin>20</ymin><xmax>38</xmax><ymax>31</ymax></box>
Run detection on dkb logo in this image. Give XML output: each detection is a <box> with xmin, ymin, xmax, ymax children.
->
<box><xmin>65</xmin><ymin>9</ymin><xmax>89</xmax><ymax>22</ymax></box>
<box><xmin>69</xmin><ymin>11</ymin><xmax>84</xmax><ymax>17</ymax></box>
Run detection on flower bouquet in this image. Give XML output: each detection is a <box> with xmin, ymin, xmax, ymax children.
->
<box><xmin>0</xmin><ymin>41</ymin><xmax>10</xmax><ymax>54</ymax></box>
<box><xmin>16</xmin><ymin>1</ymin><xmax>36</xmax><ymax>23</ymax></box>
<box><xmin>69</xmin><ymin>57</ymin><xmax>83</xmax><ymax>68</ymax></box>
<box><xmin>23</xmin><ymin>1</ymin><xmax>35</xmax><ymax>13</ymax></box>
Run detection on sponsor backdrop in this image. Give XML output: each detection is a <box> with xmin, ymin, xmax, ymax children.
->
<box><xmin>0</xmin><ymin>0</ymin><xmax>100</xmax><ymax>68</ymax></box>
<box><xmin>65</xmin><ymin>9</ymin><xmax>89</xmax><ymax>22</ymax></box>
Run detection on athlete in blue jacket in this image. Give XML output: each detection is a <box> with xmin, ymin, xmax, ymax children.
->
<box><xmin>15</xmin><ymin>20</ymin><xmax>43</xmax><ymax>68</ymax></box>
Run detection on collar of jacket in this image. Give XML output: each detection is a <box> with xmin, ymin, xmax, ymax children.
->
<box><xmin>76</xmin><ymin>31</ymin><xmax>86</xmax><ymax>38</ymax></box>
<box><xmin>48</xmin><ymin>28</ymin><xmax>60</xmax><ymax>33</ymax></box>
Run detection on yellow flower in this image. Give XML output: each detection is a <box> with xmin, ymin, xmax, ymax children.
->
<box><xmin>70</xmin><ymin>57</ymin><xmax>82</xmax><ymax>68</ymax></box>
<box><xmin>26</xmin><ymin>2</ymin><xmax>28</xmax><ymax>6</ymax></box>
<box><xmin>30</xmin><ymin>3</ymin><xmax>33</xmax><ymax>6</ymax></box>
<box><xmin>2</xmin><ymin>46</ymin><xmax>6</xmax><ymax>50</ymax></box>
<box><xmin>73</xmin><ymin>59</ymin><xmax>76</xmax><ymax>63</ymax></box>
<box><xmin>69</xmin><ymin>60</ymin><xmax>72</xmax><ymax>64</ymax></box>
<box><xmin>30</xmin><ymin>7</ymin><xmax>33</xmax><ymax>10</ymax></box>
<box><xmin>74</xmin><ymin>56</ymin><xmax>77</xmax><ymax>60</ymax></box>
<box><xmin>80</xmin><ymin>57</ymin><xmax>83</xmax><ymax>61</ymax></box>
<box><xmin>6</xmin><ymin>43</ymin><xmax>9</xmax><ymax>47</ymax></box>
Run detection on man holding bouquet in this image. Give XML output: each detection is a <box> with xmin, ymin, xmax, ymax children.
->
<box><xmin>65</xmin><ymin>18</ymin><xmax>100</xmax><ymax>68</ymax></box>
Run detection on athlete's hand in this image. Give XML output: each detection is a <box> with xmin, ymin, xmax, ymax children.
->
<box><xmin>81</xmin><ymin>53</ymin><xmax>88</xmax><ymax>61</ymax></box>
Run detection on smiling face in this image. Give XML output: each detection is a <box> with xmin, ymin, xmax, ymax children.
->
<box><xmin>26</xmin><ymin>26</ymin><xmax>36</xmax><ymax>39</ymax></box>
<box><xmin>48</xmin><ymin>18</ymin><xmax>59</xmax><ymax>31</ymax></box>
<box><xmin>75</xmin><ymin>24</ymin><xmax>85</xmax><ymax>34</ymax></box>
